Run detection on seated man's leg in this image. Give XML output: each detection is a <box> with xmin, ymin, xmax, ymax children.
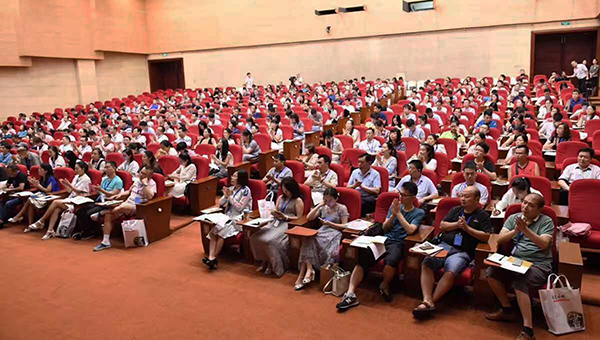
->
<box><xmin>513</xmin><ymin>264</ymin><xmax>551</xmax><ymax>333</ymax></box>
<box><xmin>4</xmin><ymin>197</ymin><xmax>23</xmax><ymax>220</ymax></box>
<box><xmin>432</xmin><ymin>250</ymin><xmax>471</xmax><ymax>302</ymax></box>
<box><xmin>95</xmin><ymin>203</ymin><xmax>135</xmax><ymax>251</ymax></box>
<box><xmin>380</xmin><ymin>242</ymin><xmax>404</xmax><ymax>300</ymax></box>
<box><xmin>337</xmin><ymin>248</ymin><xmax>376</xmax><ymax>310</ymax></box>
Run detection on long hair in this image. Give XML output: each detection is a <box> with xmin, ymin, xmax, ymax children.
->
<box><xmin>218</xmin><ymin>138</ymin><xmax>230</xmax><ymax>162</ymax></box>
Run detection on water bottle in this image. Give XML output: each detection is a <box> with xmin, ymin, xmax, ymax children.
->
<box><xmin>243</xmin><ymin>208</ymin><xmax>251</xmax><ymax>221</ymax></box>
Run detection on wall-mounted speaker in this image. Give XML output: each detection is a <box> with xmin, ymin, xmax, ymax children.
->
<box><xmin>338</xmin><ymin>5</ymin><xmax>366</xmax><ymax>13</ymax></box>
<box><xmin>315</xmin><ymin>9</ymin><xmax>337</xmax><ymax>16</ymax></box>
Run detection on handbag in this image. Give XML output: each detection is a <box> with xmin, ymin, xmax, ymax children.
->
<box><xmin>322</xmin><ymin>263</ymin><xmax>350</xmax><ymax>297</ymax></box>
<box><xmin>560</xmin><ymin>222</ymin><xmax>591</xmax><ymax>238</ymax></box>
<box><xmin>539</xmin><ymin>274</ymin><xmax>585</xmax><ymax>335</ymax></box>
<box><xmin>55</xmin><ymin>211</ymin><xmax>77</xmax><ymax>238</ymax></box>
<box><xmin>258</xmin><ymin>192</ymin><xmax>276</xmax><ymax>219</ymax></box>
<box><xmin>121</xmin><ymin>219</ymin><xmax>149</xmax><ymax>248</ymax></box>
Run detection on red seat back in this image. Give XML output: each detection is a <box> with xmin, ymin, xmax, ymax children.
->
<box><xmin>556</xmin><ymin>141</ymin><xmax>589</xmax><ymax>170</ymax></box>
<box><xmin>372</xmin><ymin>166</ymin><xmax>389</xmax><ymax>193</ymax></box>
<box><xmin>133</xmin><ymin>153</ymin><xmax>143</xmax><ymax>167</ymax></box>
<box><xmin>569</xmin><ymin>179</ymin><xmax>600</xmax><ymax>231</ymax></box>
<box><xmin>509</xmin><ymin>175</ymin><xmax>552</xmax><ymax>206</ymax></box>
<box><xmin>434</xmin><ymin>152</ymin><xmax>449</xmax><ymax>183</ymax></box>
<box><xmin>116</xmin><ymin>170</ymin><xmax>133</xmax><ymax>190</ymax></box>
<box><xmin>88</xmin><ymin>169</ymin><xmax>103</xmax><ymax>186</ymax></box>
<box><xmin>450</xmin><ymin>172</ymin><xmax>492</xmax><ymax>198</ymax></box>
<box><xmin>340</xmin><ymin>148</ymin><xmax>364</xmax><ymax>179</ymax></box>
<box><xmin>336</xmin><ymin>187</ymin><xmax>362</xmax><ymax>221</ymax></box>
<box><xmin>315</xmin><ymin>146</ymin><xmax>332</xmax><ymax>160</ymax></box>
<box><xmin>229</xmin><ymin>145</ymin><xmax>243</xmax><ymax>163</ymax></box>
<box><xmin>191</xmin><ymin>156</ymin><xmax>210</xmax><ymax>179</ymax></box>
<box><xmin>529</xmin><ymin>140</ymin><xmax>543</xmax><ymax>157</ymax></box>
<box><xmin>107</xmin><ymin>153</ymin><xmax>125</xmax><ymax>167</ymax></box>
<box><xmin>403</xmin><ymin>137</ymin><xmax>420</xmax><ymax>158</ymax></box>
<box><xmin>561</xmin><ymin>157</ymin><xmax>600</xmax><ymax>171</ymax></box>
<box><xmin>157</xmin><ymin>155</ymin><xmax>180</xmax><ymax>175</ymax></box>
<box><xmin>16</xmin><ymin>164</ymin><xmax>28</xmax><ymax>175</ymax></box>
<box><xmin>396</xmin><ymin>151</ymin><xmax>407</xmax><ymax>179</ymax></box>
<box><xmin>54</xmin><ymin>167</ymin><xmax>75</xmax><ymax>190</ymax></box>
<box><xmin>41</xmin><ymin>150</ymin><xmax>50</xmax><ymax>163</ymax></box>
<box><xmin>434</xmin><ymin>198</ymin><xmax>461</xmax><ymax>234</ymax></box>
<box><xmin>374</xmin><ymin>192</ymin><xmax>398</xmax><ymax>223</ymax></box>
<box><xmin>152</xmin><ymin>173</ymin><xmax>165</xmax><ymax>198</ymax></box>
<box><xmin>195</xmin><ymin>144</ymin><xmax>216</xmax><ymax>157</ymax></box>
<box><xmin>248</xmin><ymin>179</ymin><xmax>267</xmax><ymax>210</ymax></box>
<box><xmin>299</xmin><ymin>184</ymin><xmax>312</xmax><ymax>215</ymax></box>
<box><xmin>329</xmin><ymin>163</ymin><xmax>347</xmax><ymax>186</ymax></box>
<box><xmin>335</xmin><ymin>135</ymin><xmax>354</xmax><ymax>149</ymax></box>
<box><xmin>254</xmin><ymin>133</ymin><xmax>271</xmax><ymax>151</ymax></box>
<box><xmin>147</xmin><ymin>143</ymin><xmax>160</xmax><ymax>154</ymax></box>
<box><xmin>29</xmin><ymin>165</ymin><xmax>41</xmax><ymax>180</ymax></box>
<box><xmin>584</xmin><ymin>119</ymin><xmax>600</xmax><ymax>139</ymax></box>
<box><xmin>81</xmin><ymin>152</ymin><xmax>92</xmax><ymax>163</ymax></box>
<box><xmin>592</xmin><ymin>130</ymin><xmax>600</xmax><ymax>149</ymax></box>
<box><xmin>284</xmin><ymin>160</ymin><xmax>305</xmax><ymax>184</ymax></box>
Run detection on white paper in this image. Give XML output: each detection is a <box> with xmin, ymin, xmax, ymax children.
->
<box><xmin>63</xmin><ymin>196</ymin><xmax>94</xmax><ymax>205</ymax></box>
<box><xmin>544</xmin><ymin>150</ymin><xmax>557</xmax><ymax>157</ymax></box>
<box><xmin>492</xmin><ymin>180</ymin><xmax>509</xmax><ymax>186</ymax></box>
<box><xmin>165</xmin><ymin>180</ymin><xmax>176</xmax><ymax>186</ymax></box>
<box><xmin>368</xmin><ymin>242</ymin><xmax>387</xmax><ymax>260</ymax></box>
<box><xmin>491</xmin><ymin>211</ymin><xmax>505</xmax><ymax>219</ymax></box>
<box><xmin>244</xmin><ymin>217</ymin><xmax>273</xmax><ymax>227</ymax></box>
<box><xmin>96</xmin><ymin>200</ymin><xmax>122</xmax><ymax>207</ymax></box>
<box><xmin>487</xmin><ymin>253</ymin><xmax>509</xmax><ymax>265</ymax></box>
<box><xmin>501</xmin><ymin>259</ymin><xmax>530</xmax><ymax>274</ymax></box>
<box><xmin>12</xmin><ymin>191</ymin><xmax>34</xmax><ymax>197</ymax></box>
<box><xmin>429</xmin><ymin>197</ymin><xmax>442</xmax><ymax>206</ymax></box>
<box><xmin>35</xmin><ymin>195</ymin><xmax>61</xmax><ymax>201</ymax></box>
<box><xmin>200</xmin><ymin>207</ymin><xmax>223</xmax><ymax>214</ymax></box>
<box><xmin>579</xmin><ymin>132</ymin><xmax>588</xmax><ymax>140</ymax></box>
<box><xmin>345</xmin><ymin>219</ymin><xmax>373</xmax><ymax>231</ymax></box>
<box><xmin>350</xmin><ymin>235</ymin><xmax>387</xmax><ymax>248</ymax></box>
<box><xmin>410</xmin><ymin>241</ymin><xmax>443</xmax><ymax>256</ymax></box>
<box><xmin>194</xmin><ymin>213</ymin><xmax>231</xmax><ymax>225</ymax></box>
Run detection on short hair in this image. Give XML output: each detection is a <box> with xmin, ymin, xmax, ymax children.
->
<box><xmin>106</xmin><ymin>160</ymin><xmax>118</xmax><ymax>169</ymax></box>
<box><xmin>366</xmin><ymin>127</ymin><xmax>375</xmax><ymax>134</ymax></box>
<box><xmin>579</xmin><ymin>147</ymin><xmax>595</xmax><ymax>158</ymax></box>
<box><xmin>408</xmin><ymin>159</ymin><xmax>423</xmax><ymax>172</ymax></box>
<box><xmin>464</xmin><ymin>160</ymin><xmax>477</xmax><ymax>171</ymax></box>
<box><xmin>515</xmin><ymin>145</ymin><xmax>529</xmax><ymax>154</ymax></box>
<box><xmin>6</xmin><ymin>164</ymin><xmax>18</xmax><ymax>172</ymax></box>
<box><xmin>359</xmin><ymin>152</ymin><xmax>375</xmax><ymax>164</ymax></box>
<box><xmin>476</xmin><ymin>142</ymin><xmax>490</xmax><ymax>154</ymax></box>
<box><xmin>401</xmin><ymin>181</ymin><xmax>418</xmax><ymax>196</ymax></box>
<box><xmin>318</xmin><ymin>154</ymin><xmax>331</xmax><ymax>165</ymax></box>
<box><xmin>511</xmin><ymin>177</ymin><xmax>532</xmax><ymax>192</ymax></box>
<box><xmin>527</xmin><ymin>193</ymin><xmax>545</xmax><ymax>209</ymax></box>
<box><xmin>406</xmin><ymin>118</ymin><xmax>415</xmax><ymax>127</ymax></box>
<box><xmin>323</xmin><ymin>187</ymin><xmax>339</xmax><ymax>199</ymax></box>
<box><xmin>273</xmin><ymin>153</ymin><xmax>286</xmax><ymax>162</ymax></box>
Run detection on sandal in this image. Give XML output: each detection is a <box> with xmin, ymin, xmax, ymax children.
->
<box><xmin>412</xmin><ymin>301</ymin><xmax>436</xmax><ymax>319</ymax></box>
<box><xmin>41</xmin><ymin>230</ymin><xmax>55</xmax><ymax>241</ymax></box>
<box><xmin>29</xmin><ymin>220</ymin><xmax>44</xmax><ymax>231</ymax></box>
<box><xmin>302</xmin><ymin>270</ymin><xmax>315</xmax><ymax>285</ymax></box>
<box><xmin>8</xmin><ymin>216</ymin><xmax>23</xmax><ymax>223</ymax></box>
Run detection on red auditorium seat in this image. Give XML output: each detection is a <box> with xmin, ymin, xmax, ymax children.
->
<box><xmin>116</xmin><ymin>170</ymin><xmax>133</xmax><ymax>190</ymax></box>
<box><xmin>568</xmin><ymin>179</ymin><xmax>600</xmax><ymax>251</ymax></box>
<box><xmin>556</xmin><ymin>141</ymin><xmax>589</xmax><ymax>171</ymax></box>
<box><xmin>157</xmin><ymin>155</ymin><xmax>180</xmax><ymax>175</ymax></box>
<box><xmin>107</xmin><ymin>153</ymin><xmax>125</xmax><ymax>167</ymax></box>
<box><xmin>372</xmin><ymin>166</ymin><xmax>389</xmax><ymax>193</ymax></box>
<box><xmin>336</xmin><ymin>187</ymin><xmax>361</xmax><ymax>221</ymax></box>
<box><xmin>284</xmin><ymin>160</ymin><xmax>305</xmax><ymax>184</ymax></box>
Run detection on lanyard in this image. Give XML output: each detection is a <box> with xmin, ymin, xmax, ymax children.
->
<box><xmin>461</xmin><ymin>212</ymin><xmax>474</xmax><ymax>225</ymax></box>
<box><xmin>280</xmin><ymin>197</ymin><xmax>292</xmax><ymax>212</ymax></box>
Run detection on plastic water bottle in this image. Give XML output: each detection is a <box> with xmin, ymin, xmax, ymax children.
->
<box><xmin>243</xmin><ymin>208</ymin><xmax>251</xmax><ymax>221</ymax></box>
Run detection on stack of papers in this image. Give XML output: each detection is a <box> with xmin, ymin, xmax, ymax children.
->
<box><xmin>63</xmin><ymin>196</ymin><xmax>94</xmax><ymax>205</ymax></box>
<box><xmin>345</xmin><ymin>219</ymin><xmax>373</xmax><ymax>231</ymax></box>
<box><xmin>201</xmin><ymin>207</ymin><xmax>223</xmax><ymax>214</ymax></box>
<box><xmin>487</xmin><ymin>253</ymin><xmax>531</xmax><ymax>274</ymax></box>
<box><xmin>429</xmin><ymin>197</ymin><xmax>442</xmax><ymax>206</ymax></box>
<box><xmin>12</xmin><ymin>191</ymin><xmax>34</xmax><ymax>197</ymax></box>
<box><xmin>96</xmin><ymin>200</ymin><xmax>122</xmax><ymax>207</ymax></box>
<box><xmin>194</xmin><ymin>213</ymin><xmax>231</xmax><ymax>225</ymax></box>
<box><xmin>350</xmin><ymin>236</ymin><xmax>387</xmax><ymax>260</ymax></box>
<box><xmin>410</xmin><ymin>241</ymin><xmax>444</xmax><ymax>256</ymax></box>
<box><xmin>492</xmin><ymin>180</ymin><xmax>509</xmax><ymax>186</ymax></box>
<box><xmin>244</xmin><ymin>217</ymin><xmax>273</xmax><ymax>227</ymax></box>
<box><xmin>165</xmin><ymin>180</ymin><xmax>176</xmax><ymax>186</ymax></box>
<box><xmin>34</xmin><ymin>195</ymin><xmax>60</xmax><ymax>202</ymax></box>
<box><xmin>543</xmin><ymin>150</ymin><xmax>556</xmax><ymax>157</ymax></box>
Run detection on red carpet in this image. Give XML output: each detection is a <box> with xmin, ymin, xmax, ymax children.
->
<box><xmin>1</xmin><ymin>221</ymin><xmax>599</xmax><ymax>340</ymax></box>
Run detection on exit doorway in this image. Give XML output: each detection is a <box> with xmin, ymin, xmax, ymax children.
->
<box><xmin>148</xmin><ymin>58</ymin><xmax>186</xmax><ymax>92</ymax></box>
<box><xmin>531</xmin><ymin>29</ymin><xmax>598</xmax><ymax>78</ymax></box>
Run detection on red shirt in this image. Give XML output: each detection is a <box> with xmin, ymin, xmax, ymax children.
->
<box><xmin>511</xmin><ymin>161</ymin><xmax>537</xmax><ymax>176</ymax></box>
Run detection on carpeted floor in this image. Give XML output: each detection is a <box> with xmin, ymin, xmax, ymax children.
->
<box><xmin>1</xmin><ymin>220</ymin><xmax>598</xmax><ymax>340</ymax></box>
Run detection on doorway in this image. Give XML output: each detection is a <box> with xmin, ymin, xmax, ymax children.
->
<box><xmin>531</xmin><ymin>29</ymin><xmax>598</xmax><ymax>78</ymax></box>
<box><xmin>148</xmin><ymin>58</ymin><xmax>185</xmax><ymax>92</ymax></box>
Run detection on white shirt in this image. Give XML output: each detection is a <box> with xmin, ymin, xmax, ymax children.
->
<box><xmin>135</xmin><ymin>135</ymin><xmax>147</xmax><ymax>146</ymax></box>
<box><xmin>573</xmin><ymin>64</ymin><xmax>588</xmax><ymax>79</ymax></box>
<box><xmin>358</xmin><ymin>139</ymin><xmax>381</xmax><ymax>154</ymax></box>
<box><xmin>59</xmin><ymin>144</ymin><xmax>74</xmax><ymax>153</ymax></box>
<box><xmin>175</xmin><ymin>135</ymin><xmax>192</xmax><ymax>147</ymax></box>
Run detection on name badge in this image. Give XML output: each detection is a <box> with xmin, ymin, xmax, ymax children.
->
<box><xmin>135</xmin><ymin>196</ymin><xmax>141</xmax><ymax>204</ymax></box>
<box><xmin>453</xmin><ymin>233</ymin><xmax>463</xmax><ymax>247</ymax></box>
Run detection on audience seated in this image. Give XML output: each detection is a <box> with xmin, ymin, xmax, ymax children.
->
<box><xmin>204</xmin><ymin>170</ymin><xmax>252</xmax><ymax>269</ymax></box>
<box><xmin>413</xmin><ymin>186</ymin><xmax>491</xmax><ymax>318</ymax></box>
<box><xmin>263</xmin><ymin>154</ymin><xmax>293</xmax><ymax>198</ymax></box>
<box><xmin>485</xmin><ymin>194</ymin><xmax>553</xmax><ymax>340</ymax></box>
<box><xmin>296</xmin><ymin>188</ymin><xmax>348</xmax><ymax>290</ymax></box>
<box><xmin>167</xmin><ymin>153</ymin><xmax>197</xmax><ymax>198</ymax></box>
<box><xmin>8</xmin><ymin>164</ymin><xmax>60</xmax><ymax>225</ymax></box>
<box><xmin>472</xmin><ymin>142</ymin><xmax>497</xmax><ymax>180</ymax></box>
<box><xmin>558</xmin><ymin>147</ymin><xmax>600</xmax><ymax>204</ymax></box>
<box><xmin>493</xmin><ymin>177</ymin><xmax>542</xmax><ymax>215</ymax></box>
<box><xmin>0</xmin><ymin>164</ymin><xmax>31</xmax><ymax>227</ymax></box>
<box><xmin>347</xmin><ymin>153</ymin><xmax>381</xmax><ymax>216</ymax></box>
<box><xmin>93</xmin><ymin>165</ymin><xmax>157</xmax><ymax>251</ymax></box>
<box><xmin>374</xmin><ymin>142</ymin><xmax>398</xmax><ymax>190</ymax></box>
<box><xmin>451</xmin><ymin>161</ymin><xmax>490</xmax><ymax>205</ymax></box>
<box><xmin>358</xmin><ymin>128</ymin><xmax>381</xmax><ymax>155</ymax></box>
<box><xmin>304</xmin><ymin>154</ymin><xmax>338</xmax><ymax>205</ymax></box>
<box><xmin>393</xmin><ymin>160</ymin><xmax>438</xmax><ymax>205</ymax></box>
<box><xmin>337</xmin><ymin>182</ymin><xmax>424</xmax><ymax>310</ymax></box>
<box><xmin>407</xmin><ymin>143</ymin><xmax>437</xmax><ymax>171</ymax></box>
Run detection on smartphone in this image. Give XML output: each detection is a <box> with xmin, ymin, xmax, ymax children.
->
<box><xmin>420</xmin><ymin>244</ymin><xmax>434</xmax><ymax>250</ymax></box>
<box><xmin>512</xmin><ymin>258</ymin><xmax>523</xmax><ymax>267</ymax></box>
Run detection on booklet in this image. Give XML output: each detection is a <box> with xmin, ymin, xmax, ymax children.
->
<box><xmin>194</xmin><ymin>213</ymin><xmax>231</xmax><ymax>226</ymax></box>
<box><xmin>243</xmin><ymin>217</ymin><xmax>273</xmax><ymax>227</ymax></box>
<box><xmin>63</xmin><ymin>196</ymin><xmax>94</xmax><ymax>205</ymax></box>
<box><xmin>12</xmin><ymin>191</ymin><xmax>35</xmax><ymax>197</ymax></box>
<box><xmin>345</xmin><ymin>219</ymin><xmax>373</xmax><ymax>231</ymax></box>
<box><xmin>410</xmin><ymin>241</ymin><xmax>444</xmax><ymax>256</ymax></box>
<box><xmin>350</xmin><ymin>236</ymin><xmax>387</xmax><ymax>260</ymax></box>
<box><xmin>201</xmin><ymin>207</ymin><xmax>223</xmax><ymax>214</ymax></box>
<box><xmin>96</xmin><ymin>200</ymin><xmax>123</xmax><ymax>207</ymax></box>
<box><xmin>486</xmin><ymin>253</ymin><xmax>531</xmax><ymax>274</ymax></box>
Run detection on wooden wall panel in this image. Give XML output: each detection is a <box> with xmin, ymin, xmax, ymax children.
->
<box><xmin>95</xmin><ymin>52</ymin><xmax>150</xmax><ymax>101</ymax></box>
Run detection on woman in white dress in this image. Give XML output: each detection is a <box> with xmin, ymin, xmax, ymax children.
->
<box><xmin>343</xmin><ymin>119</ymin><xmax>361</xmax><ymax>147</ymax></box>
<box><xmin>117</xmin><ymin>149</ymin><xmax>140</xmax><ymax>175</ymax></box>
<box><xmin>204</xmin><ymin>170</ymin><xmax>252</xmax><ymax>269</ymax></box>
<box><xmin>426</xmin><ymin>134</ymin><xmax>447</xmax><ymax>154</ymax></box>
<box><xmin>294</xmin><ymin>188</ymin><xmax>349</xmax><ymax>290</ymax></box>
<box><xmin>374</xmin><ymin>142</ymin><xmax>398</xmax><ymax>189</ymax></box>
<box><xmin>168</xmin><ymin>153</ymin><xmax>197</xmax><ymax>198</ymax></box>
<box><xmin>26</xmin><ymin>161</ymin><xmax>91</xmax><ymax>240</ymax></box>
<box><xmin>209</xmin><ymin>138</ymin><xmax>234</xmax><ymax>179</ymax></box>
<box><xmin>323</xmin><ymin>130</ymin><xmax>343</xmax><ymax>164</ymax></box>
<box><xmin>90</xmin><ymin>148</ymin><xmax>106</xmax><ymax>173</ymax></box>
<box><xmin>250</xmin><ymin>177</ymin><xmax>304</xmax><ymax>277</ymax></box>
<box><xmin>48</xmin><ymin>146</ymin><xmax>66</xmax><ymax>169</ymax></box>
<box><xmin>268</xmin><ymin>120</ymin><xmax>284</xmax><ymax>151</ymax></box>
<box><xmin>407</xmin><ymin>143</ymin><xmax>437</xmax><ymax>171</ymax></box>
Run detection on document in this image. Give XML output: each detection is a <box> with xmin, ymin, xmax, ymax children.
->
<box><xmin>345</xmin><ymin>219</ymin><xmax>373</xmax><ymax>231</ymax></box>
<box><xmin>165</xmin><ymin>180</ymin><xmax>176</xmax><ymax>186</ymax></box>
<box><xmin>410</xmin><ymin>241</ymin><xmax>444</xmax><ymax>256</ymax></box>
<box><xmin>12</xmin><ymin>191</ymin><xmax>34</xmax><ymax>197</ymax></box>
<box><xmin>96</xmin><ymin>200</ymin><xmax>122</xmax><ymax>207</ymax></box>
<box><xmin>63</xmin><ymin>196</ymin><xmax>94</xmax><ymax>205</ymax></box>
<box><xmin>543</xmin><ymin>150</ymin><xmax>556</xmax><ymax>157</ymax></box>
<box><xmin>487</xmin><ymin>253</ymin><xmax>531</xmax><ymax>274</ymax></box>
<box><xmin>201</xmin><ymin>207</ymin><xmax>223</xmax><ymax>214</ymax></box>
<box><xmin>35</xmin><ymin>195</ymin><xmax>61</xmax><ymax>202</ymax></box>
<box><xmin>194</xmin><ymin>213</ymin><xmax>231</xmax><ymax>225</ymax></box>
<box><xmin>350</xmin><ymin>236</ymin><xmax>387</xmax><ymax>260</ymax></box>
<box><xmin>244</xmin><ymin>217</ymin><xmax>273</xmax><ymax>227</ymax></box>
<box><xmin>491</xmin><ymin>211</ymin><xmax>505</xmax><ymax>219</ymax></box>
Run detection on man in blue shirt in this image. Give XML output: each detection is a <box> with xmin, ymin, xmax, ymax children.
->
<box><xmin>476</xmin><ymin>111</ymin><xmax>498</xmax><ymax>129</ymax></box>
<box><xmin>347</xmin><ymin>153</ymin><xmax>381</xmax><ymax>216</ymax></box>
<box><xmin>0</xmin><ymin>142</ymin><xmax>12</xmax><ymax>166</ymax></box>
<box><xmin>72</xmin><ymin>161</ymin><xmax>124</xmax><ymax>240</ymax></box>
<box><xmin>337</xmin><ymin>181</ymin><xmax>425</xmax><ymax>310</ymax></box>
<box><xmin>565</xmin><ymin>90</ymin><xmax>586</xmax><ymax>113</ymax></box>
<box><xmin>394</xmin><ymin>160</ymin><xmax>439</xmax><ymax>205</ymax></box>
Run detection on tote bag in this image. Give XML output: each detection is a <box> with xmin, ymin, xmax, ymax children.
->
<box><xmin>539</xmin><ymin>274</ymin><xmax>585</xmax><ymax>335</ymax></box>
<box><xmin>258</xmin><ymin>192</ymin><xmax>276</xmax><ymax>219</ymax></box>
<box><xmin>122</xmin><ymin>219</ymin><xmax>149</xmax><ymax>248</ymax></box>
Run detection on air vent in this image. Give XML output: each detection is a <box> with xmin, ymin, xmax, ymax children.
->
<box><xmin>402</xmin><ymin>0</ymin><xmax>434</xmax><ymax>13</ymax></box>
<box><xmin>338</xmin><ymin>5</ymin><xmax>366</xmax><ymax>13</ymax></box>
<box><xmin>315</xmin><ymin>9</ymin><xmax>337</xmax><ymax>16</ymax></box>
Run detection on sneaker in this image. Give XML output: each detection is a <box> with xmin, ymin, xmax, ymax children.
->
<box><xmin>380</xmin><ymin>287</ymin><xmax>392</xmax><ymax>302</ymax></box>
<box><xmin>336</xmin><ymin>293</ymin><xmax>359</xmax><ymax>310</ymax></box>
<box><xmin>72</xmin><ymin>232</ymin><xmax>83</xmax><ymax>240</ymax></box>
<box><xmin>485</xmin><ymin>308</ymin><xmax>517</xmax><ymax>322</ymax></box>
<box><xmin>93</xmin><ymin>243</ymin><xmax>112</xmax><ymax>252</ymax></box>
<box><xmin>516</xmin><ymin>331</ymin><xmax>535</xmax><ymax>340</ymax></box>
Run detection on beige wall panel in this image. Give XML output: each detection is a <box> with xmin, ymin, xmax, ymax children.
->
<box><xmin>95</xmin><ymin>52</ymin><xmax>150</xmax><ymax>100</ymax></box>
<box><xmin>146</xmin><ymin>0</ymin><xmax>599</xmax><ymax>53</ymax></box>
<box><xmin>94</xmin><ymin>0</ymin><xmax>149</xmax><ymax>53</ymax></box>
<box><xmin>0</xmin><ymin>58</ymin><xmax>80</xmax><ymax>119</ymax></box>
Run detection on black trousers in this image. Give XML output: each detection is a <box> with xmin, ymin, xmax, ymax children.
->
<box><xmin>74</xmin><ymin>203</ymin><xmax>105</xmax><ymax>236</ymax></box>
